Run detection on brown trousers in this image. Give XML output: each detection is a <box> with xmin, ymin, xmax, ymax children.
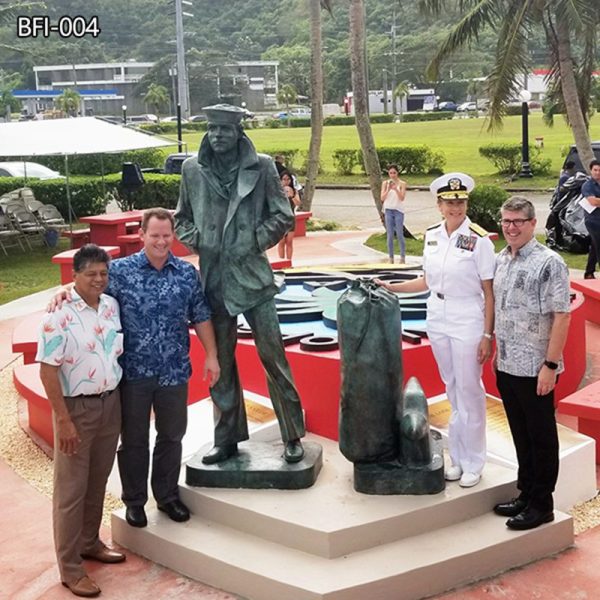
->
<box><xmin>53</xmin><ymin>389</ymin><xmax>121</xmax><ymax>583</ymax></box>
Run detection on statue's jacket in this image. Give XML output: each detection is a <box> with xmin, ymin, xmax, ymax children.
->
<box><xmin>174</xmin><ymin>135</ymin><xmax>294</xmax><ymax>317</ymax></box>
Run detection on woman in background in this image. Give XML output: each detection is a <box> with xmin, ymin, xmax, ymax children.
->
<box><xmin>277</xmin><ymin>170</ymin><xmax>302</xmax><ymax>260</ymax></box>
<box><xmin>380</xmin><ymin>164</ymin><xmax>407</xmax><ymax>264</ymax></box>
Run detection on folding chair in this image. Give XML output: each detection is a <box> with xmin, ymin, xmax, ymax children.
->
<box><xmin>37</xmin><ymin>204</ymin><xmax>69</xmax><ymax>231</ymax></box>
<box><xmin>10</xmin><ymin>208</ymin><xmax>46</xmax><ymax>247</ymax></box>
<box><xmin>0</xmin><ymin>213</ymin><xmax>27</xmax><ymax>255</ymax></box>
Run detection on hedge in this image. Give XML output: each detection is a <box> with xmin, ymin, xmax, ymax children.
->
<box><xmin>479</xmin><ymin>143</ymin><xmax>553</xmax><ymax>176</ymax></box>
<box><xmin>0</xmin><ymin>148</ymin><xmax>165</xmax><ymax>176</ymax></box>
<box><xmin>332</xmin><ymin>149</ymin><xmax>360</xmax><ymax>175</ymax></box>
<box><xmin>139</xmin><ymin>122</ymin><xmax>208</xmax><ymax>134</ymax></box>
<box><xmin>400</xmin><ymin>111</ymin><xmax>455</xmax><ymax>122</ymax></box>
<box><xmin>0</xmin><ymin>172</ymin><xmax>181</xmax><ymax>218</ymax></box>
<box><xmin>467</xmin><ymin>184</ymin><xmax>509</xmax><ymax>233</ymax></box>
<box><xmin>358</xmin><ymin>145</ymin><xmax>447</xmax><ymax>175</ymax></box>
<box><xmin>255</xmin><ymin>148</ymin><xmax>300</xmax><ymax>172</ymax></box>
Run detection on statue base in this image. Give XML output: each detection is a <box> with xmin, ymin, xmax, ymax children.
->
<box><xmin>353</xmin><ymin>432</ymin><xmax>445</xmax><ymax>495</ymax></box>
<box><xmin>186</xmin><ymin>440</ymin><xmax>323</xmax><ymax>490</ymax></box>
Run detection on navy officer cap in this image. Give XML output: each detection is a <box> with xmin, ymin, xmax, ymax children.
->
<box><xmin>430</xmin><ymin>172</ymin><xmax>475</xmax><ymax>201</ymax></box>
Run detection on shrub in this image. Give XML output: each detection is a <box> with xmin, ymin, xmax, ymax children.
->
<box><xmin>504</xmin><ymin>105</ymin><xmax>523</xmax><ymax>116</ymax></box>
<box><xmin>139</xmin><ymin>122</ymin><xmax>207</xmax><ymax>134</ymax></box>
<box><xmin>369</xmin><ymin>114</ymin><xmax>395</xmax><ymax>124</ymax></box>
<box><xmin>332</xmin><ymin>149</ymin><xmax>360</xmax><ymax>175</ymax></box>
<box><xmin>467</xmin><ymin>184</ymin><xmax>509</xmax><ymax>232</ymax></box>
<box><xmin>0</xmin><ymin>172</ymin><xmax>181</xmax><ymax>217</ymax></box>
<box><xmin>1</xmin><ymin>148</ymin><xmax>165</xmax><ymax>176</ymax></box>
<box><xmin>264</xmin><ymin>118</ymin><xmax>282</xmax><ymax>128</ymax></box>
<box><xmin>400</xmin><ymin>111</ymin><xmax>455</xmax><ymax>122</ymax></box>
<box><xmin>479</xmin><ymin>144</ymin><xmax>522</xmax><ymax>174</ymax></box>
<box><xmin>357</xmin><ymin>145</ymin><xmax>446</xmax><ymax>175</ymax></box>
<box><xmin>289</xmin><ymin>117</ymin><xmax>312</xmax><ymax>128</ymax></box>
<box><xmin>324</xmin><ymin>115</ymin><xmax>355</xmax><ymax>126</ymax></box>
<box><xmin>479</xmin><ymin>143</ymin><xmax>553</xmax><ymax>176</ymax></box>
<box><xmin>296</xmin><ymin>150</ymin><xmax>323</xmax><ymax>176</ymax></box>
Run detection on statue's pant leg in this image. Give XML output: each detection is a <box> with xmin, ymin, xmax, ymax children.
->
<box><xmin>210</xmin><ymin>312</ymin><xmax>249</xmax><ymax>446</ymax></box>
<box><xmin>245</xmin><ymin>299</ymin><xmax>306</xmax><ymax>443</ymax></box>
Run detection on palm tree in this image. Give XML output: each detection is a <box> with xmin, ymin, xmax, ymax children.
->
<box><xmin>55</xmin><ymin>89</ymin><xmax>80</xmax><ymax>117</ymax></box>
<box><xmin>349</xmin><ymin>0</ymin><xmax>383</xmax><ymax>214</ymax></box>
<box><xmin>144</xmin><ymin>83</ymin><xmax>169</xmax><ymax>117</ymax></box>
<box><xmin>303</xmin><ymin>0</ymin><xmax>330</xmax><ymax>211</ymax></box>
<box><xmin>419</xmin><ymin>0</ymin><xmax>598</xmax><ymax>171</ymax></box>
<box><xmin>277</xmin><ymin>84</ymin><xmax>298</xmax><ymax>128</ymax></box>
<box><xmin>392</xmin><ymin>80</ymin><xmax>410</xmax><ymax>122</ymax></box>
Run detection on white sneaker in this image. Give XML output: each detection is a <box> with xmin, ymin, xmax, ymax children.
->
<box><xmin>445</xmin><ymin>465</ymin><xmax>462</xmax><ymax>481</ymax></box>
<box><xmin>459</xmin><ymin>472</ymin><xmax>481</xmax><ymax>488</ymax></box>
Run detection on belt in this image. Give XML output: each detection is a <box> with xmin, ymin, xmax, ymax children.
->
<box><xmin>434</xmin><ymin>292</ymin><xmax>481</xmax><ymax>300</ymax></box>
<box><xmin>67</xmin><ymin>389</ymin><xmax>115</xmax><ymax>400</ymax></box>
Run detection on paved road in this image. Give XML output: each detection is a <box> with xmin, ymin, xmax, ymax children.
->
<box><xmin>310</xmin><ymin>188</ymin><xmax>551</xmax><ymax>234</ymax></box>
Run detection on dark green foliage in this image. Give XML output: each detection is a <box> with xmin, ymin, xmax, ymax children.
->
<box><xmin>139</xmin><ymin>122</ymin><xmax>208</xmax><ymax>134</ymax></box>
<box><xmin>369</xmin><ymin>114</ymin><xmax>395</xmax><ymax>124</ymax></box>
<box><xmin>289</xmin><ymin>118</ymin><xmax>312</xmax><ymax>128</ymax></box>
<box><xmin>332</xmin><ymin>149</ymin><xmax>360</xmax><ymax>175</ymax></box>
<box><xmin>0</xmin><ymin>172</ymin><xmax>181</xmax><ymax>217</ymax></box>
<box><xmin>467</xmin><ymin>184</ymin><xmax>509</xmax><ymax>232</ymax></box>
<box><xmin>254</xmin><ymin>148</ymin><xmax>299</xmax><ymax>172</ymax></box>
<box><xmin>504</xmin><ymin>105</ymin><xmax>524</xmax><ymax>116</ymax></box>
<box><xmin>358</xmin><ymin>146</ymin><xmax>447</xmax><ymax>175</ymax></box>
<box><xmin>325</xmin><ymin>115</ymin><xmax>356</xmax><ymax>126</ymax></box>
<box><xmin>400</xmin><ymin>112</ymin><xmax>455</xmax><ymax>122</ymax></box>
<box><xmin>0</xmin><ymin>149</ymin><xmax>165</xmax><ymax>176</ymax></box>
<box><xmin>479</xmin><ymin>143</ymin><xmax>553</xmax><ymax>176</ymax></box>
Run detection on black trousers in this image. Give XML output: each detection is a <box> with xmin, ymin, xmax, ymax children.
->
<box><xmin>584</xmin><ymin>216</ymin><xmax>600</xmax><ymax>276</ymax></box>
<box><xmin>117</xmin><ymin>377</ymin><xmax>188</xmax><ymax>507</ymax></box>
<box><xmin>496</xmin><ymin>370</ymin><xmax>559</xmax><ymax>513</ymax></box>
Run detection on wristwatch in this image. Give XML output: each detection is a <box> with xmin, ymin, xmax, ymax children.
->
<box><xmin>482</xmin><ymin>332</ymin><xmax>493</xmax><ymax>340</ymax></box>
<box><xmin>544</xmin><ymin>360</ymin><xmax>559</xmax><ymax>370</ymax></box>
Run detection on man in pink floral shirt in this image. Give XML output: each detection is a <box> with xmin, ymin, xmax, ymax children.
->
<box><xmin>37</xmin><ymin>245</ymin><xmax>125</xmax><ymax>598</ymax></box>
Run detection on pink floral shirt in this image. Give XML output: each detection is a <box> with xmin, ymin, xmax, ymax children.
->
<box><xmin>36</xmin><ymin>291</ymin><xmax>123</xmax><ymax>396</ymax></box>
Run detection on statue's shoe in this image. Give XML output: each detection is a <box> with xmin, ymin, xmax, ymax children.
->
<box><xmin>202</xmin><ymin>444</ymin><xmax>238</xmax><ymax>464</ymax></box>
<box><xmin>284</xmin><ymin>439</ymin><xmax>304</xmax><ymax>463</ymax></box>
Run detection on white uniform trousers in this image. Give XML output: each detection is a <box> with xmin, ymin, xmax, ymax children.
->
<box><xmin>427</xmin><ymin>293</ymin><xmax>486</xmax><ymax>475</ymax></box>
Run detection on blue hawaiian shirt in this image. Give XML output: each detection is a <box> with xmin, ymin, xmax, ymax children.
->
<box><xmin>106</xmin><ymin>250</ymin><xmax>211</xmax><ymax>386</ymax></box>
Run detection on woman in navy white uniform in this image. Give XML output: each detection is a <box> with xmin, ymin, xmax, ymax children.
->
<box><xmin>376</xmin><ymin>173</ymin><xmax>495</xmax><ymax>487</ymax></box>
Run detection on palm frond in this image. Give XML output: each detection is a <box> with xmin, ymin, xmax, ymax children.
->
<box><xmin>320</xmin><ymin>0</ymin><xmax>334</xmax><ymax>17</ymax></box>
<box><xmin>0</xmin><ymin>2</ymin><xmax>45</xmax><ymax>28</ymax></box>
<box><xmin>423</xmin><ymin>0</ymin><xmax>503</xmax><ymax>80</ymax></box>
<box><xmin>485</xmin><ymin>0</ymin><xmax>536</xmax><ymax>129</ymax></box>
<box><xmin>417</xmin><ymin>0</ymin><xmax>446</xmax><ymax>16</ymax></box>
<box><xmin>552</xmin><ymin>0</ymin><xmax>592</xmax><ymax>32</ymax></box>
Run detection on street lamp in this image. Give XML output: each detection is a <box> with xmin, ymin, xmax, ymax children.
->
<box><xmin>122</xmin><ymin>104</ymin><xmax>127</xmax><ymax>125</ymax></box>
<box><xmin>519</xmin><ymin>89</ymin><xmax>532</xmax><ymax>178</ymax></box>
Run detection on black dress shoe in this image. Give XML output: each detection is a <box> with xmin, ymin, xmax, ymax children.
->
<box><xmin>202</xmin><ymin>443</ymin><xmax>238</xmax><ymax>465</ymax></box>
<box><xmin>125</xmin><ymin>505</ymin><xmax>147</xmax><ymax>528</ymax></box>
<box><xmin>506</xmin><ymin>507</ymin><xmax>554</xmax><ymax>530</ymax></box>
<box><xmin>584</xmin><ymin>273</ymin><xmax>596</xmax><ymax>280</ymax></box>
<box><xmin>493</xmin><ymin>498</ymin><xmax>527</xmax><ymax>517</ymax></box>
<box><xmin>284</xmin><ymin>439</ymin><xmax>304</xmax><ymax>463</ymax></box>
<box><xmin>157</xmin><ymin>499</ymin><xmax>190</xmax><ymax>523</ymax></box>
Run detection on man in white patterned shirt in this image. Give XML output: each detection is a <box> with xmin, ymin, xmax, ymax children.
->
<box><xmin>492</xmin><ymin>197</ymin><xmax>571</xmax><ymax>531</ymax></box>
<box><xmin>37</xmin><ymin>245</ymin><xmax>125</xmax><ymax>598</ymax></box>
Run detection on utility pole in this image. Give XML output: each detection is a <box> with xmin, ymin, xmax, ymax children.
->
<box><xmin>174</xmin><ymin>0</ymin><xmax>192</xmax><ymax>118</ymax></box>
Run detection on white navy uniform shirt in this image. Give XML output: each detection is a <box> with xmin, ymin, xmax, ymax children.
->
<box><xmin>423</xmin><ymin>217</ymin><xmax>496</xmax><ymax>298</ymax></box>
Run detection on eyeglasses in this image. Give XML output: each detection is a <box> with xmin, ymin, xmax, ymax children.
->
<box><xmin>499</xmin><ymin>218</ymin><xmax>533</xmax><ymax>228</ymax></box>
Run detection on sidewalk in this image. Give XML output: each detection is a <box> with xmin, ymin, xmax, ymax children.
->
<box><xmin>1</xmin><ymin>229</ymin><xmax>600</xmax><ymax>600</ymax></box>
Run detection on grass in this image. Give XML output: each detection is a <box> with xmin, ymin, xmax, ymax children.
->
<box><xmin>0</xmin><ymin>238</ymin><xmax>69</xmax><ymax>305</ymax></box>
<box><xmin>176</xmin><ymin>112</ymin><xmax>600</xmax><ymax>188</ymax></box>
<box><xmin>365</xmin><ymin>232</ymin><xmax>590</xmax><ymax>271</ymax></box>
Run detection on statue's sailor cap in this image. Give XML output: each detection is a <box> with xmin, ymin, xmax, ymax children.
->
<box><xmin>430</xmin><ymin>172</ymin><xmax>475</xmax><ymax>201</ymax></box>
<box><xmin>202</xmin><ymin>103</ymin><xmax>246</xmax><ymax>125</ymax></box>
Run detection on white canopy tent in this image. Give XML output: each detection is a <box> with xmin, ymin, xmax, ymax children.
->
<box><xmin>0</xmin><ymin>117</ymin><xmax>180</xmax><ymax>228</ymax></box>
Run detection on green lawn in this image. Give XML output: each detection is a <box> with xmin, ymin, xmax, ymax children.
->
<box><xmin>0</xmin><ymin>238</ymin><xmax>69</xmax><ymax>305</ymax></box>
<box><xmin>366</xmin><ymin>232</ymin><xmax>590</xmax><ymax>271</ymax></box>
<box><xmin>177</xmin><ymin>112</ymin><xmax>600</xmax><ymax>188</ymax></box>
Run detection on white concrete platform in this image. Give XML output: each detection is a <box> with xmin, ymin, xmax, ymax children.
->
<box><xmin>113</xmin><ymin>435</ymin><xmax>574</xmax><ymax>600</ymax></box>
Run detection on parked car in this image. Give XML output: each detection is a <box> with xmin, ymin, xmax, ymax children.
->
<box><xmin>437</xmin><ymin>101</ymin><xmax>458</xmax><ymax>112</ymax></box>
<box><xmin>128</xmin><ymin>114</ymin><xmax>158</xmax><ymax>123</ymax></box>
<box><xmin>160</xmin><ymin>116</ymin><xmax>189</xmax><ymax>123</ymax></box>
<box><xmin>563</xmin><ymin>141</ymin><xmax>600</xmax><ymax>173</ymax></box>
<box><xmin>273</xmin><ymin>107</ymin><xmax>311</xmax><ymax>120</ymax></box>
<box><xmin>189</xmin><ymin>114</ymin><xmax>207</xmax><ymax>122</ymax></box>
<box><xmin>457</xmin><ymin>102</ymin><xmax>477</xmax><ymax>112</ymax></box>
<box><xmin>0</xmin><ymin>161</ymin><xmax>63</xmax><ymax>180</ymax></box>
